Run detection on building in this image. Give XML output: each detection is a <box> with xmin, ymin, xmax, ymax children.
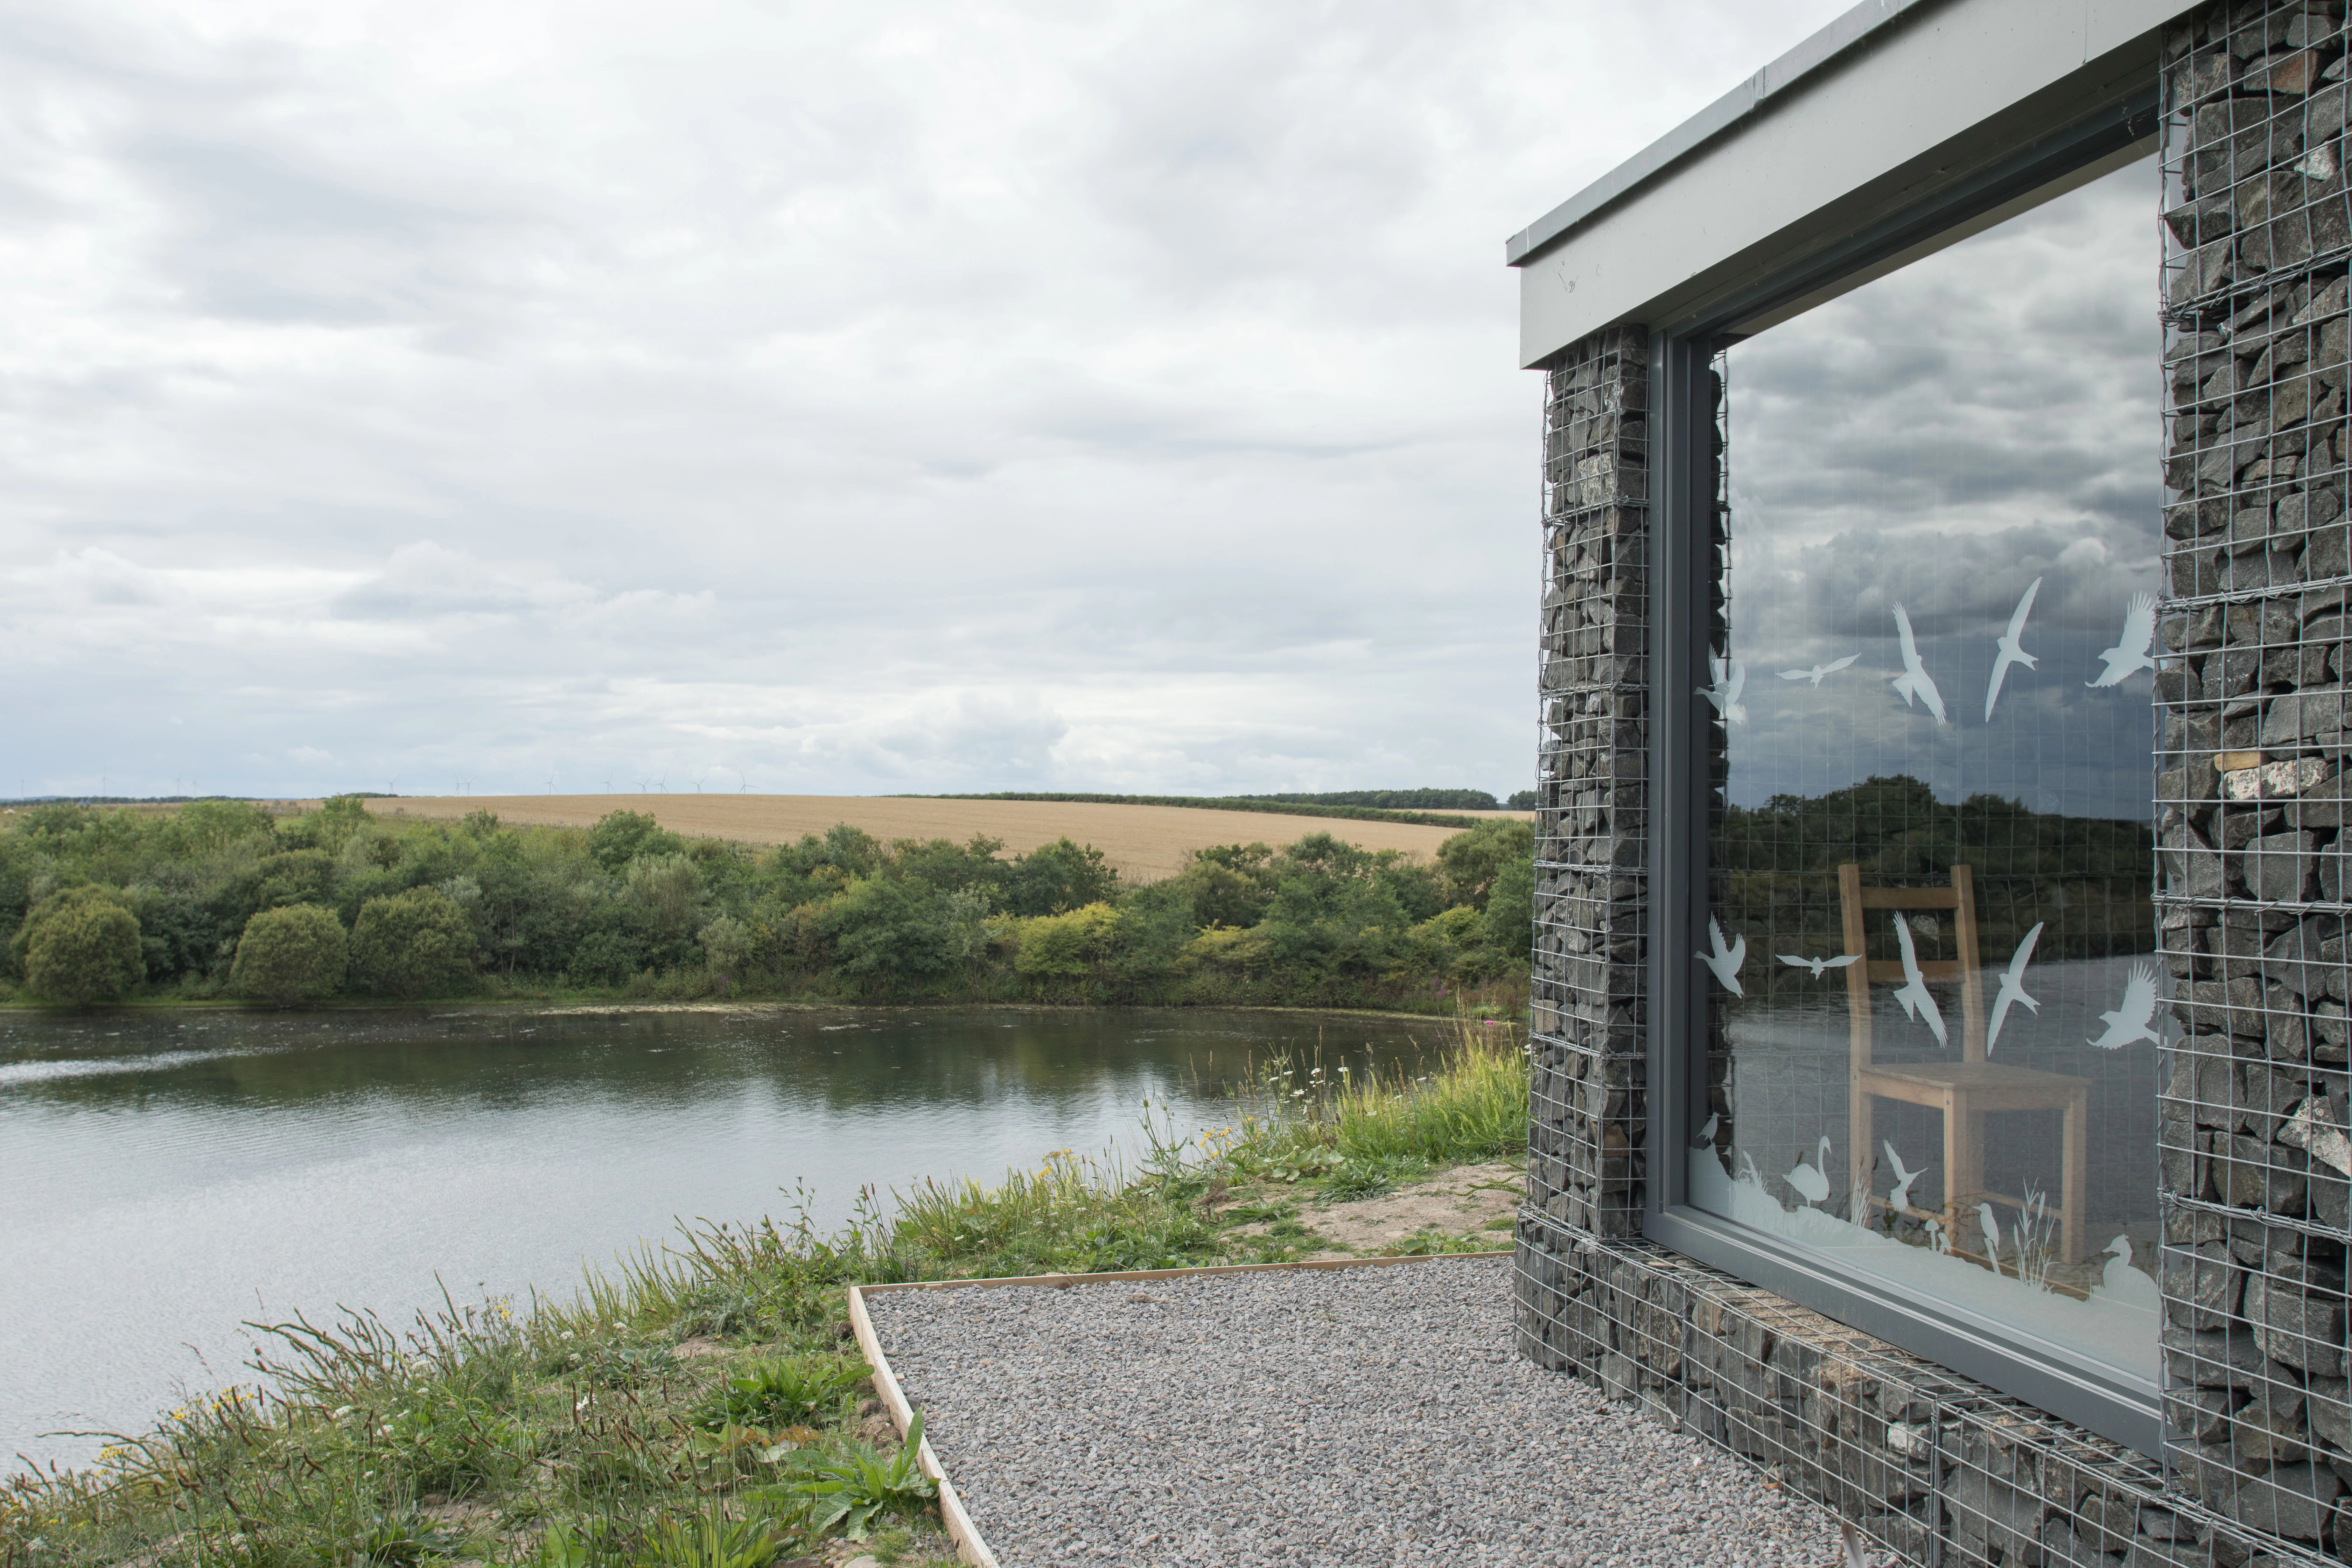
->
<box><xmin>1510</xmin><ymin>0</ymin><xmax>2352</xmax><ymax>1562</ymax></box>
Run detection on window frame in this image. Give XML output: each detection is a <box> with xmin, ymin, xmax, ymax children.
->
<box><xmin>1637</xmin><ymin>83</ymin><xmax>2168</xmax><ymax>1457</ymax></box>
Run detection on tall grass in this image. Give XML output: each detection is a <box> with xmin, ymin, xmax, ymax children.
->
<box><xmin>0</xmin><ymin>1017</ymin><xmax>1527</xmax><ymax>1568</ymax></box>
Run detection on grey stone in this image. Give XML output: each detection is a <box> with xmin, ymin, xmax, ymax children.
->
<box><xmin>2246</xmin><ymin>1268</ymin><xmax>2346</xmax><ymax>1377</ymax></box>
<box><xmin>2167</xmin><ymin>1324</ymin><xmax>2272</xmax><ymax>1388</ymax></box>
<box><xmin>2165</xmin><ymin>1241</ymin><xmax>2246</xmax><ymax>1331</ymax></box>
<box><xmin>2220</xmin><ymin>1462</ymin><xmax>2344</xmax><ymax>1542</ymax></box>
<box><xmin>2249</xmin><ymin>829</ymin><xmax>2316</xmax><ymax>899</ymax></box>
<box><xmin>2262</xmin><ymin>685</ymin><xmax>2349</xmax><ymax>746</ymax></box>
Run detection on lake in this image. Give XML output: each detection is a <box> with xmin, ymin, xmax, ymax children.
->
<box><xmin>0</xmin><ymin>1003</ymin><xmax>1452</xmax><ymax>1472</ymax></box>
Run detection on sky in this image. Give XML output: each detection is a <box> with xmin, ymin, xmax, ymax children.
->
<box><xmin>1722</xmin><ymin>160</ymin><xmax>2163</xmax><ymax>821</ymax></box>
<box><xmin>0</xmin><ymin>0</ymin><xmax>2041</xmax><ymax>803</ymax></box>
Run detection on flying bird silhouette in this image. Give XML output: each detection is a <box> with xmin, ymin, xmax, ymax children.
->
<box><xmin>2087</xmin><ymin>959</ymin><xmax>2163</xmax><ymax>1049</ymax></box>
<box><xmin>1785</xmin><ymin>1135</ymin><xmax>1833</xmax><ymax>1207</ymax></box>
<box><xmin>1778</xmin><ymin>951</ymin><xmax>1862</xmax><ymax>979</ymax></box>
<box><xmin>1889</xmin><ymin>914</ymin><xmax>1949</xmax><ymax>1046</ymax></box>
<box><xmin>2089</xmin><ymin>593</ymin><xmax>2158</xmax><ymax>688</ymax></box>
<box><xmin>1983</xmin><ymin>577</ymin><xmax>2042</xmax><ymax>721</ymax></box>
<box><xmin>1889</xmin><ymin>604</ymin><xmax>1947</xmax><ymax>722</ymax></box>
<box><xmin>1882</xmin><ymin>1141</ymin><xmax>1924</xmax><ymax>1217</ymax></box>
<box><xmin>1699</xmin><ymin>916</ymin><xmax>1746</xmax><ymax>995</ymax></box>
<box><xmin>1984</xmin><ymin>922</ymin><xmax>2045</xmax><ymax>1055</ymax></box>
<box><xmin>1699</xmin><ymin>652</ymin><xmax>1748</xmax><ymax>725</ymax></box>
<box><xmin>1694</xmin><ymin>1112</ymin><xmax>1720</xmax><ymax>1148</ymax></box>
<box><xmin>1779</xmin><ymin>653</ymin><xmax>1860</xmax><ymax>687</ymax></box>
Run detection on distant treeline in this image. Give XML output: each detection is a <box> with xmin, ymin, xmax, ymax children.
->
<box><xmin>1715</xmin><ymin>774</ymin><xmax>2155</xmax><ymax>1001</ymax></box>
<box><xmin>913</xmin><ymin>792</ymin><xmax>1505</xmax><ymax>830</ymax></box>
<box><xmin>0</xmin><ymin>799</ymin><xmax>1534</xmax><ymax>1011</ymax></box>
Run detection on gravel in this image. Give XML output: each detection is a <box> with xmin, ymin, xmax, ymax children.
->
<box><xmin>866</xmin><ymin>1257</ymin><xmax>1843</xmax><ymax>1568</ymax></box>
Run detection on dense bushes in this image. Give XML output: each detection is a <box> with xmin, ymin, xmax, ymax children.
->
<box><xmin>230</xmin><ymin>904</ymin><xmax>350</xmax><ymax>1005</ymax></box>
<box><xmin>16</xmin><ymin>886</ymin><xmax>145</xmax><ymax>1004</ymax></box>
<box><xmin>0</xmin><ymin>799</ymin><xmax>1535</xmax><ymax>1009</ymax></box>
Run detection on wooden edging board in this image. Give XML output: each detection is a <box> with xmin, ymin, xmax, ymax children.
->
<box><xmin>845</xmin><ymin>1249</ymin><xmax>1513</xmax><ymax>1568</ymax></box>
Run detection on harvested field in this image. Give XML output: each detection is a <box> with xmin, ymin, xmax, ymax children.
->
<box><xmin>351</xmin><ymin>794</ymin><xmax>1527</xmax><ymax>881</ymax></box>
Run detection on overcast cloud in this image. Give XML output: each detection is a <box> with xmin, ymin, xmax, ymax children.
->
<box><xmin>1724</xmin><ymin>162</ymin><xmax>2163</xmax><ymax>820</ymax></box>
<box><xmin>0</xmin><ymin>1</ymin><xmax>1963</xmax><ymax>800</ymax></box>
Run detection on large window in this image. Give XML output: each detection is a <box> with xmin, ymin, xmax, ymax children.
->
<box><xmin>1682</xmin><ymin>160</ymin><xmax>2162</xmax><ymax>1394</ymax></box>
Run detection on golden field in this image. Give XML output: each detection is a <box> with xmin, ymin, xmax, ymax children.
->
<box><xmin>352</xmin><ymin>793</ymin><xmax>1530</xmax><ymax>881</ymax></box>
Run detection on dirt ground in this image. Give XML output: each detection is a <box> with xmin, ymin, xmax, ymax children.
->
<box><xmin>1294</xmin><ymin>1160</ymin><xmax>1523</xmax><ymax>1255</ymax></box>
<box><xmin>350</xmin><ymin>793</ymin><xmax>1528</xmax><ymax>882</ymax></box>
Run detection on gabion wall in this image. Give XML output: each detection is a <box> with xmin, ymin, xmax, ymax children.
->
<box><xmin>1515</xmin><ymin>4</ymin><xmax>2352</xmax><ymax>1562</ymax></box>
<box><xmin>1525</xmin><ymin>323</ymin><xmax>1651</xmax><ymax>1241</ymax></box>
<box><xmin>2158</xmin><ymin>0</ymin><xmax>2352</xmax><ymax>1555</ymax></box>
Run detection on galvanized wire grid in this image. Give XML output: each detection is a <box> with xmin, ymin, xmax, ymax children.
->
<box><xmin>2160</xmin><ymin>2</ymin><xmax>2352</xmax><ymax>1558</ymax></box>
<box><xmin>1527</xmin><ymin>324</ymin><xmax>1651</xmax><ymax>1240</ymax></box>
<box><xmin>1515</xmin><ymin>1211</ymin><xmax>2228</xmax><ymax>1568</ymax></box>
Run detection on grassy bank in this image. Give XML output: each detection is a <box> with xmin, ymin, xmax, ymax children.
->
<box><xmin>1</xmin><ymin>1020</ymin><xmax>1528</xmax><ymax>1568</ymax></box>
<box><xmin>0</xmin><ymin>799</ymin><xmax>1532</xmax><ymax>1015</ymax></box>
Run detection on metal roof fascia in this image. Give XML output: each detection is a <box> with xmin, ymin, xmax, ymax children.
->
<box><xmin>1503</xmin><ymin>0</ymin><xmax>1940</xmax><ymax>267</ymax></box>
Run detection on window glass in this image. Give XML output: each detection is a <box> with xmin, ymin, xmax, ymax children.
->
<box><xmin>1691</xmin><ymin>159</ymin><xmax>2162</xmax><ymax>1384</ymax></box>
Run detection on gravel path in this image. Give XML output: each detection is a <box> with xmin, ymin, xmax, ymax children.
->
<box><xmin>866</xmin><ymin>1257</ymin><xmax>1843</xmax><ymax>1568</ymax></box>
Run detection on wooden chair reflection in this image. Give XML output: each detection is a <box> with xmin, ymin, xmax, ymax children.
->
<box><xmin>1841</xmin><ymin>863</ymin><xmax>2088</xmax><ymax>1265</ymax></box>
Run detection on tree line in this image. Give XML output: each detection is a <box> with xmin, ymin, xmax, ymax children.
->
<box><xmin>0</xmin><ymin>798</ymin><xmax>1534</xmax><ymax>1009</ymax></box>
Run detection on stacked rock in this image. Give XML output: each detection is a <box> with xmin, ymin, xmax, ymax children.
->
<box><xmin>1524</xmin><ymin>323</ymin><xmax>1652</xmax><ymax>1257</ymax></box>
<box><xmin>2161</xmin><ymin>2</ymin><xmax>2352</xmax><ymax>1554</ymax></box>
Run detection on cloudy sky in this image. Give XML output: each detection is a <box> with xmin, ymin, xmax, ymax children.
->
<box><xmin>1</xmin><ymin>0</ymin><xmax>2002</xmax><ymax>802</ymax></box>
<box><xmin>1723</xmin><ymin>159</ymin><xmax>2163</xmax><ymax>821</ymax></box>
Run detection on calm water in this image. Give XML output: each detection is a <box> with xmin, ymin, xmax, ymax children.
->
<box><xmin>0</xmin><ymin>1004</ymin><xmax>1449</xmax><ymax>1471</ymax></box>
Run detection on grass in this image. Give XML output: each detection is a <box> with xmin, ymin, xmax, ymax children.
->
<box><xmin>0</xmin><ymin>1016</ymin><xmax>1526</xmax><ymax>1568</ymax></box>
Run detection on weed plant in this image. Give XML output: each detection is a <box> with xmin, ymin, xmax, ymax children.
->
<box><xmin>0</xmin><ymin>1019</ymin><xmax>1525</xmax><ymax>1568</ymax></box>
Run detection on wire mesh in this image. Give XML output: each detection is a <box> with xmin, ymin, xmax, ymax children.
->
<box><xmin>1526</xmin><ymin>323</ymin><xmax>1651</xmax><ymax>1245</ymax></box>
<box><xmin>2159</xmin><ymin>3</ymin><xmax>2352</xmax><ymax>1557</ymax></box>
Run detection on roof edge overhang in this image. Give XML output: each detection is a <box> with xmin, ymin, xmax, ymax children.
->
<box><xmin>1509</xmin><ymin>0</ymin><xmax>2194</xmax><ymax>368</ymax></box>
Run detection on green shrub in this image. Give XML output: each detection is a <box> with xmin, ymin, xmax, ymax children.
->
<box><xmin>17</xmin><ymin>886</ymin><xmax>144</xmax><ymax>1004</ymax></box>
<box><xmin>695</xmin><ymin>1354</ymin><xmax>871</xmax><ymax>1432</ymax></box>
<box><xmin>1011</xmin><ymin>902</ymin><xmax>1120</xmax><ymax>976</ymax></box>
<box><xmin>1482</xmin><ymin>850</ymin><xmax>1534</xmax><ymax>958</ymax></box>
<box><xmin>230</xmin><ymin>904</ymin><xmax>349</xmax><ymax>1005</ymax></box>
<box><xmin>350</xmin><ymin>885</ymin><xmax>476</xmax><ymax>999</ymax></box>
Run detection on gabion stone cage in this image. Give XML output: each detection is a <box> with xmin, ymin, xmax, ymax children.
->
<box><xmin>1514</xmin><ymin>3</ymin><xmax>2352</xmax><ymax>1563</ymax></box>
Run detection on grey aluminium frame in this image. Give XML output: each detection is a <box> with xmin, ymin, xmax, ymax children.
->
<box><xmin>1634</xmin><ymin>83</ymin><xmax>2170</xmax><ymax>1458</ymax></box>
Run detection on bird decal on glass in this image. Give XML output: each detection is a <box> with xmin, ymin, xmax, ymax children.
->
<box><xmin>2088</xmin><ymin>592</ymin><xmax>2158</xmax><ymax>688</ymax></box>
<box><xmin>1889</xmin><ymin>913</ymin><xmax>1949</xmax><ymax>1046</ymax></box>
<box><xmin>1699</xmin><ymin>652</ymin><xmax>1748</xmax><ymax>725</ymax></box>
<box><xmin>1977</xmin><ymin>1202</ymin><xmax>2003</xmax><ymax>1273</ymax></box>
<box><xmin>1785</xmin><ymin>1136</ymin><xmax>1832</xmax><ymax>1207</ymax></box>
<box><xmin>1777</xmin><ymin>951</ymin><xmax>1861</xmax><ymax>979</ymax></box>
<box><xmin>1698</xmin><ymin>916</ymin><xmax>1746</xmax><ymax>995</ymax></box>
<box><xmin>1889</xmin><ymin>604</ymin><xmax>1947</xmax><ymax>723</ymax></box>
<box><xmin>1882</xmin><ymin>1141</ymin><xmax>1923</xmax><ymax>1217</ymax></box>
<box><xmin>2097</xmin><ymin>1236</ymin><xmax>2161</xmax><ymax>1310</ymax></box>
<box><xmin>1694</xmin><ymin>1112</ymin><xmax>1720</xmax><ymax>1148</ymax></box>
<box><xmin>1983</xmin><ymin>576</ymin><xmax>2042</xmax><ymax>721</ymax></box>
<box><xmin>2086</xmin><ymin>959</ymin><xmax>2163</xmax><ymax>1049</ymax></box>
<box><xmin>1778</xmin><ymin>653</ymin><xmax>1860</xmax><ymax>687</ymax></box>
<box><xmin>1984</xmin><ymin>921</ymin><xmax>2044</xmax><ymax>1055</ymax></box>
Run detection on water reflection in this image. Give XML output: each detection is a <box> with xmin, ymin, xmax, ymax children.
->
<box><xmin>0</xmin><ymin>1004</ymin><xmax>1448</xmax><ymax>1470</ymax></box>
